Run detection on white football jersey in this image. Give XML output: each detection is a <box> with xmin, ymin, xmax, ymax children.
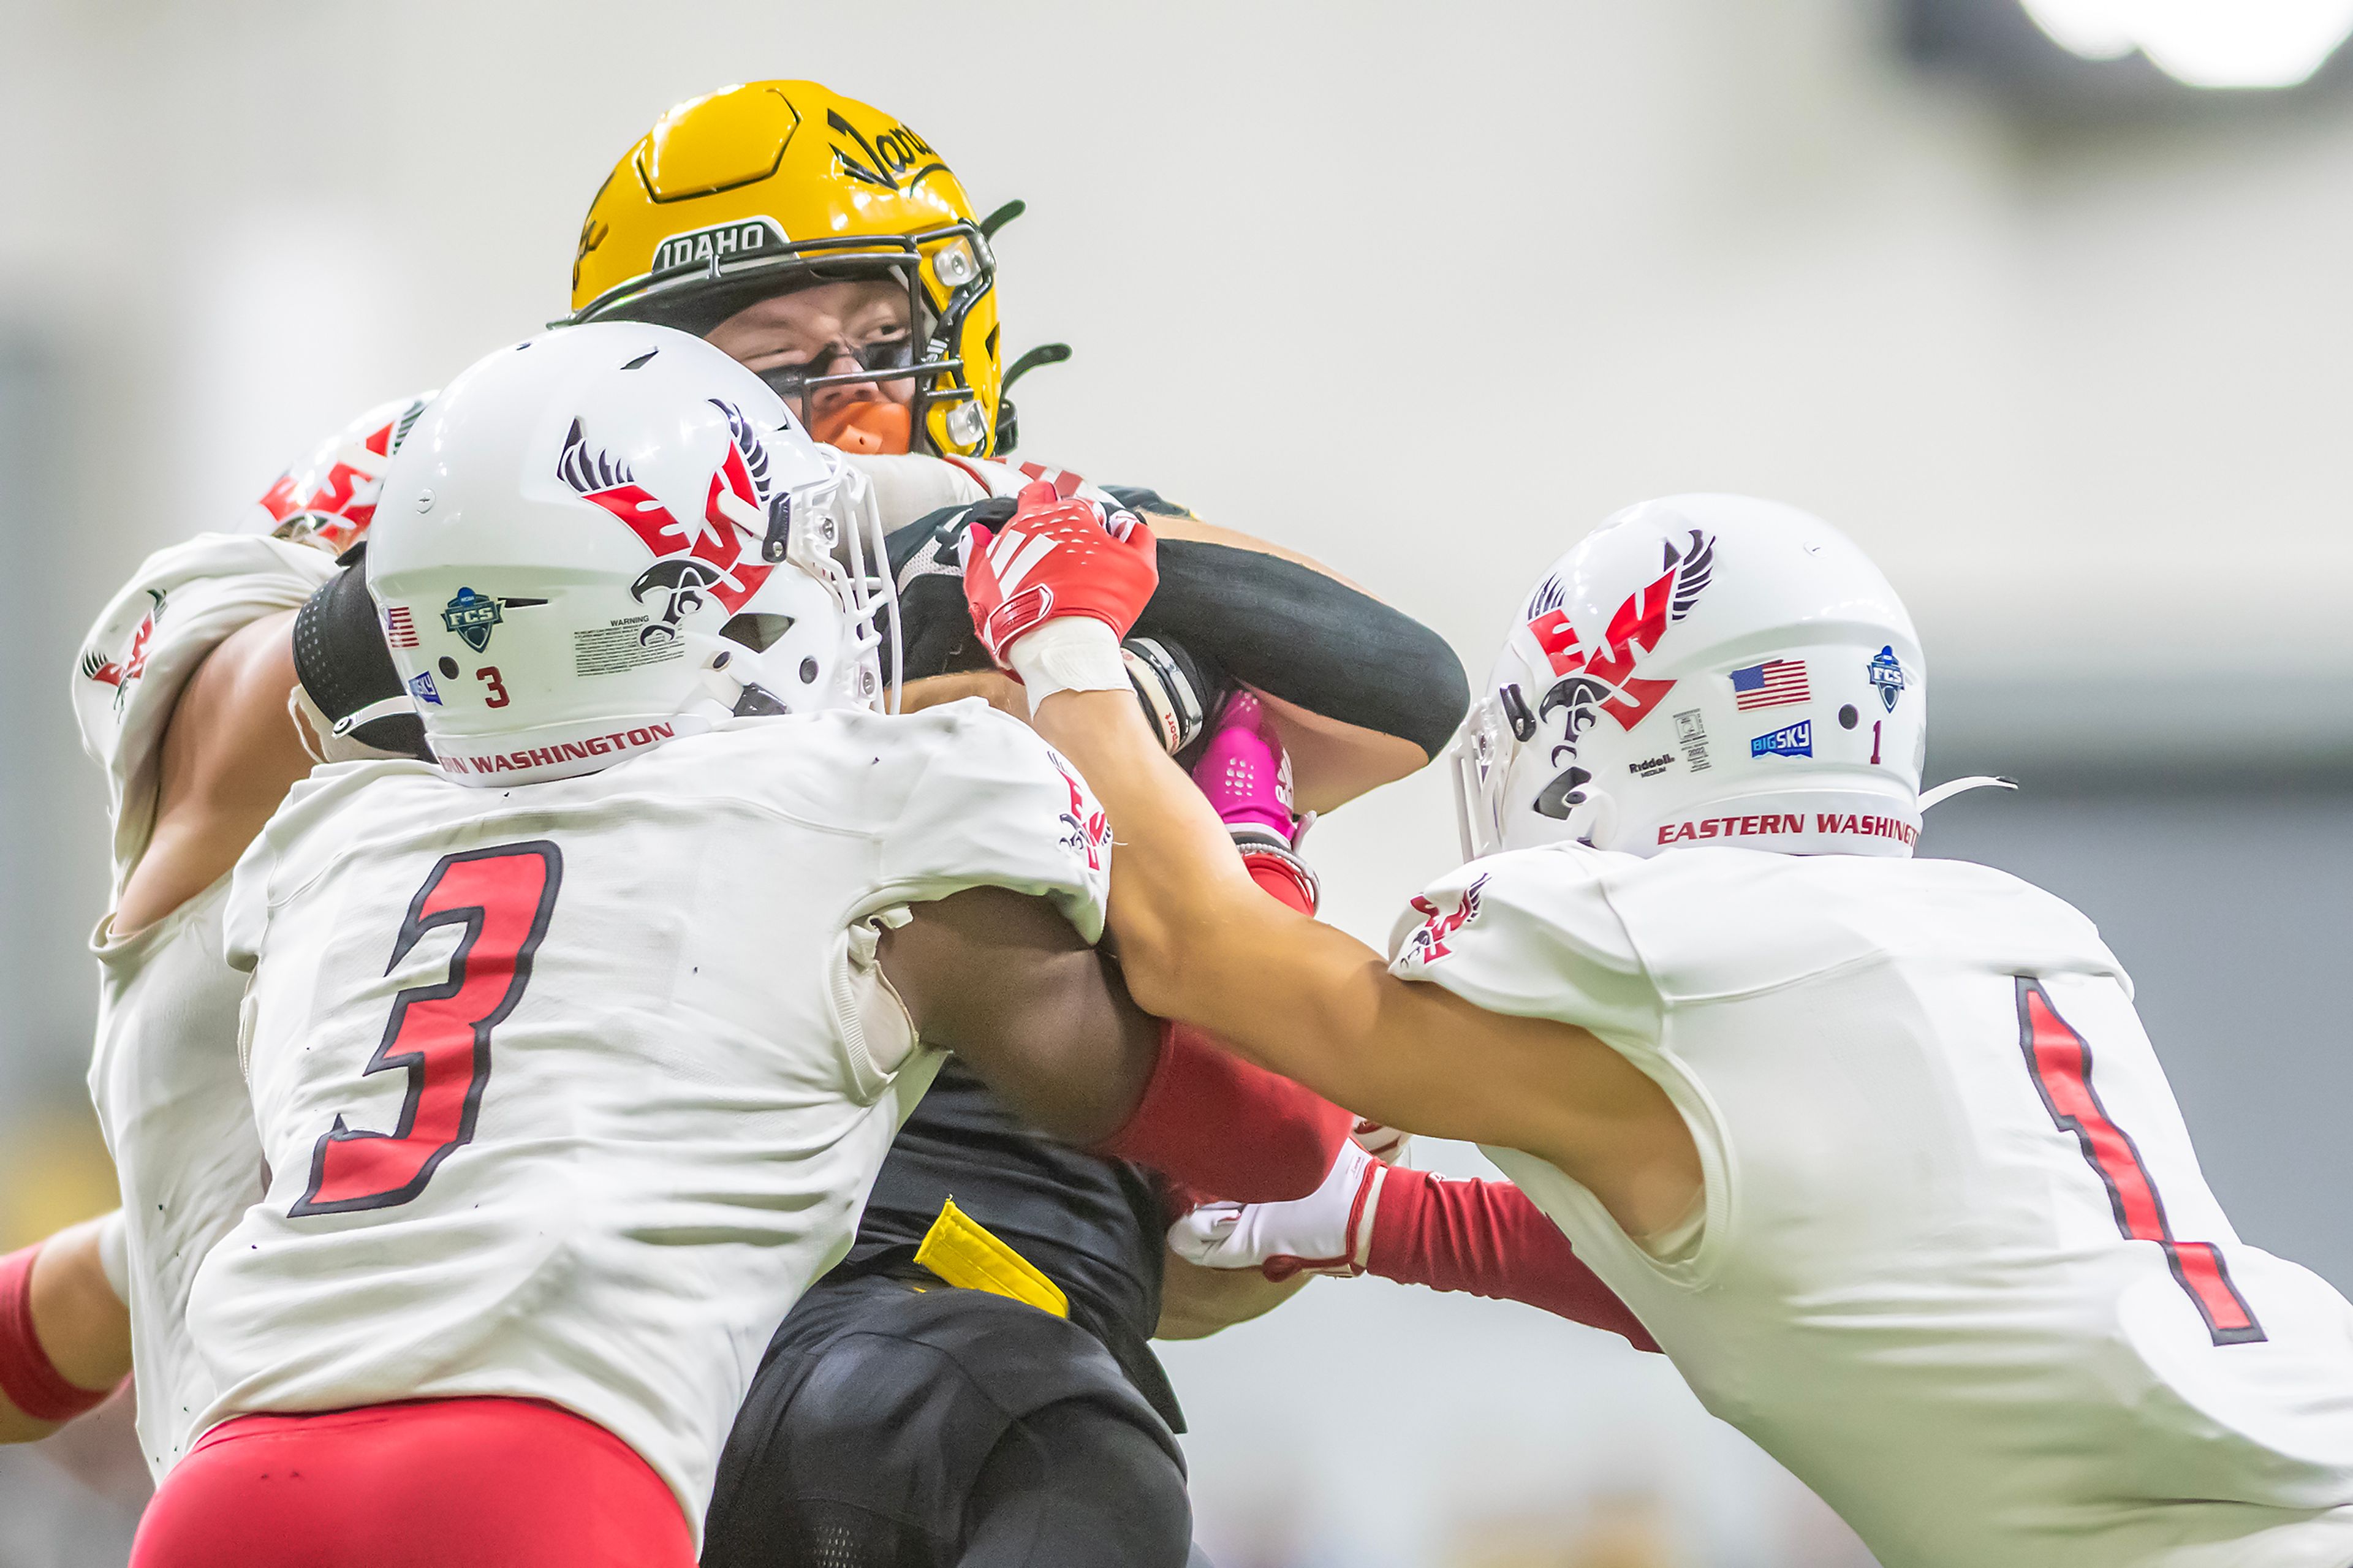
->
<box><xmin>74</xmin><ymin>532</ymin><xmax>336</xmax><ymax>1474</ymax></box>
<box><xmin>1392</xmin><ymin>844</ymin><xmax>2353</xmax><ymax>1568</ymax></box>
<box><xmin>192</xmin><ymin>700</ymin><xmax>1111</xmax><ymax>1542</ymax></box>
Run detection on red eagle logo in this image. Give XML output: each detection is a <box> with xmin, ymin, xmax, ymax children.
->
<box><xmin>254</xmin><ymin>400</ymin><xmax>426</xmax><ymax>552</ymax></box>
<box><xmin>558</xmin><ymin>402</ymin><xmax>783</xmax><ymax>644</ymax></box>
<box><xmin>78</xmin><ymin>589</ymin><xmax>165</xmax><ymax>708</ymax></box>
<box><xmin>1048</xmin><ymin>752</ymin><xmax>1112</xmax><ymax>873</ymax></box>
<box><xmin>1403</xmin><ymin>874</ymin><xmax>1490</xmax><ymax>966</ymax></box>
<box><xmin>1509</xmin><ymin>531</ymin><xmax>1713</xmax><ymax>824</ymax></box>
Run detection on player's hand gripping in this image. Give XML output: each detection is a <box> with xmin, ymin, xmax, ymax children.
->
<box><xmin>961</xmin><ymin>482</ymin><xmax>1158</xmax><ymax>711</ymax></box>
<box><xmin>1169</xmin><ymin>1140</ymin><xmax>1389</xmax><ymax>1281</ymax></box>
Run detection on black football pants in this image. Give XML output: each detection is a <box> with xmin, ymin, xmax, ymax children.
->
<box><xmin>702</xmin><ymin>1273</ymin><xmax>1193</xmax><ymax>1568</ymax></box>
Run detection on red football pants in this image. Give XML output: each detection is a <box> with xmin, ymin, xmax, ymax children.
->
<box><xmin>130</xmin><ymin>1396</ymin><xmax>696</xmax><ymax>1568</ymax></box>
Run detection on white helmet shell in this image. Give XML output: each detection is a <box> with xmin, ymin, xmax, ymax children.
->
<box><xmin>246</xmin><ymin>390</ymin><xmax>439</xmax><ymax>554</ymax></box>
<box><xmin>1452</xmin><ymin>494</ymin><xmax>1925</xmax><ymax>862</ymax></box>
<box><xmin>366</xmin><ymin>323</ymin><xmax>896</xmax><ymax>786</ymax></box>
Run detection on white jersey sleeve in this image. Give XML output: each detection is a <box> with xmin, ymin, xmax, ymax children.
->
<box><xmin>73</xmin><ymin>532</ymin><xmax>336</xmax><ymax>886</ymax></box>
<box><xmin>839</xmin><ymin>451</ymin><xmax>1120</xmax><ymax>532</ymax></box>
<box><xmin>874</xmin><ymin>701</ymin><xmax>1111</xmax><ymax>942</ymax></box>
<box><xmin>1387</xmin><ymin>844</ymin><xmax>1661</xmax><ymax>1043</ymax></box>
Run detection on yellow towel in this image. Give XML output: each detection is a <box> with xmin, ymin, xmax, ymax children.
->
<box><xmin>913</xmin><ymin>1198</ymin><xmax>1070</xmax><ymax>1317</ymax></box>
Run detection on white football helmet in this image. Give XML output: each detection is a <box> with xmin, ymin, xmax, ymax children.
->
<box><xmin>1452</xmin><ymin>493</ymin><xmax>1927</xmax><ymax>861</ymax></box>
<box><xmin>366</xmin><ymin>323</ymin><xmax>896</xmax><ymax>786</ymax></box>
<box><xmin>246</xmin><ymin>390</ymin><xmax>439</xmax><ymax>555</ymax></box>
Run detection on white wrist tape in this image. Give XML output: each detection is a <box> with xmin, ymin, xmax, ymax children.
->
<box><xmin>1007</xmin><ymin>617</ymin><xmax>1129</xmax><ymax>715</ymax></box>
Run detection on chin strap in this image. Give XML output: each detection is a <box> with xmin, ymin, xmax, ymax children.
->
<box><xmin>288</xmin><ymin>687</ymin><xmax>420</xmax><ymax>766</ymax></box>
<box><xmin>1919</xmin><ymin>775</ymin><xmax>2019</xmax><ymax>811</ymax></box>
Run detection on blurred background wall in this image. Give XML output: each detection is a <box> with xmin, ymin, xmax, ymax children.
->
<box><xmin>2</xmin><ymin>1</ymin><xmax>2347</xmax><ymax>1563</ymax></box>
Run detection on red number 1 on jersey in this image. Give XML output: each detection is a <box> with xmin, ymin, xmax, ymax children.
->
<box><xmin>293</xmin><ymin>842</ymin><xmax>564</xmax><ymax>1216</ymax></box>
<box><xmin>2015</xmin><ymin>977</ymin><xmax>2265</xmax><ymax>1347</ymax></box>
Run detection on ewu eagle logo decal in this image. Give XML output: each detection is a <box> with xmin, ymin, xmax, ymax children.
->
<box><xmin>558</xmin><ymin>401</ymin><xmax>786</xmax><ymax>645</ymax></box>
<box><xmin>254</xmin><ymin>397</ymin><xmax>430</xmax><ymax>553</ymax></box>
<box><xmin>79</xmin><ymin>588</ymin><xmax>165</xmax><ymax>711</ymax></box>
<box><xmin>1047</xmin><ymin>752</ymin><xmax>1112</xmax><ymax>874</ymax></box>
<box><xmin>1401</xmin><ymin>874</ymin><xmax>1490</xmax><ymax>968</ymax></box>
<box><xmin>1522</xmin><ymin>531</ymin><xmax>1713</xmax><ymax>819</ymax></box>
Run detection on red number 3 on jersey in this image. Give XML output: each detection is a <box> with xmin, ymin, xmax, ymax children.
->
<box><xmin>2016</xmin><ymin>977</ymin><xmax>2265</xmax><ymax>1347</ymax></box>
<box><xmin>292</xmin><ymin>842</ymin><xmax>564</xmax><ymax>1216</ymax></box>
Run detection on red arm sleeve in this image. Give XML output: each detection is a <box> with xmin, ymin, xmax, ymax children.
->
<box><xmin>1094</xmin><ymin>1019</ymin><xmax>1354</xmax><ymax>1203</ymax></box>
<box><xmin>1367</xmin><ymin>1167</ymin><xmax>1661</xmax><ymax>1352</ymax></box>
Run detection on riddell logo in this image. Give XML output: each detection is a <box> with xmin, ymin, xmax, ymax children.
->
<box><xmin>1627</xmin><ymin>754</ymin><xmax>1673</xmax><ymax>778</ymax></box>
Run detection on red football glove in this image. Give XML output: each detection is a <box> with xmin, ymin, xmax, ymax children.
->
<box><xmin>961</xmin><ymin>482</ymin><xmax>1158</xmax><ymax>670</ymax></box>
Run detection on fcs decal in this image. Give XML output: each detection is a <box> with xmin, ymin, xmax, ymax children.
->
<box><xmin>1750</xmin><ymin>720</ymin><xmax>1813</xmax><ymax>760</ymax></box>
<box><xmin>1401</xmin><ymin>875</ymin><xmax>1490</xmax><ymax>967</ymax></box>
<box><xmin>1522</xmin><ymin>529</ymin><xmax>1715</xmax><ymax>818</ymax></box>
<box><xmin>556</xmin><ymin>401</ymin><xmax>784</xmax><ymax>645</ymax></box>
<box><xmin>442</xmin><ymin>588</ymin><xmax>502</xmax><ymax>653</ymax></box>
<box><xmin>1868</xmin><ymin>645</ymin><xmax>1908</xmax><ymax>712</ymax></box>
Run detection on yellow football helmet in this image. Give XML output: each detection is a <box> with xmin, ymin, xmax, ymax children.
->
<box><xmin>566</xmin><ymin>81</ymin><xmax>1007</xmax><ymax>458</ymax></box>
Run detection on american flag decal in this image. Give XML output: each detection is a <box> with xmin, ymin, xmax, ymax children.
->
<box><xmin>385</xmin><ymin>605</ymin><xmax>419</xmax><ymax>648</ymax></box>
<box><xmin>1730</xmin><ymin>658</ymin><xmax>1808</xmax><ymax>710</ymax></box>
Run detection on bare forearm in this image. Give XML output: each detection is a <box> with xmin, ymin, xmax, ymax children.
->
<box><xmin>118</xmin><ymin>610</ymin><xmax>312</xmax><ymax>934</ymax></box>
<box><xmin>900</xmin><ymin>669</ymin><xmax>1026</xmax><ymax>720</ymax></box>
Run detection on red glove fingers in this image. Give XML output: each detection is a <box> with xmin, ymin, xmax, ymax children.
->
<box><xmin>962</xmin><ymin>482</ymin><xmax>1158</xmax><ymax>668</ymax></box>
